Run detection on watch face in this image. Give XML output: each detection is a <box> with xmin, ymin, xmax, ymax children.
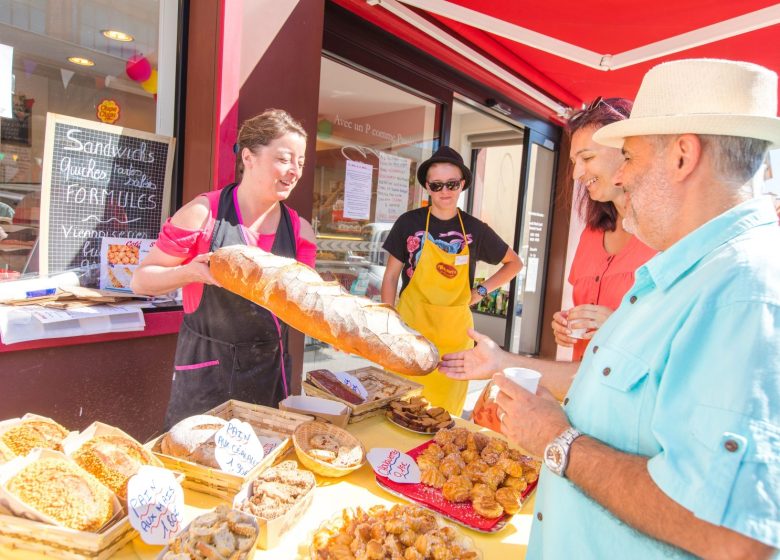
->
<box><xmin>477</xmin><ymin>286</ymin><xmax>487</xmax><ymax>297</ymax></box>
<box><xmin>545</xmin><ymin>443</ymin><xmax>564</xmax><ymax>468</ymax></box>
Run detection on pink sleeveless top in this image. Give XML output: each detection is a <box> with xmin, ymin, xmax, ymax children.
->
<box><xmin>155</xmin><ymin>188</ymin><xmax>317</xmax><ymax>313</ymax></box>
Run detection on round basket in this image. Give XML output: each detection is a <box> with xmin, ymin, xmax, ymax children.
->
<box><xmin>293</xmin><ymin>421</ymin><xmax>365</xmax><ymax>478</ymax></box>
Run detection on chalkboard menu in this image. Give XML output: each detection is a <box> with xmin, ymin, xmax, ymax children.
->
<box><xmin>39</xmin><ymin>114</ymin><xmax>175</xmax><ymax>284</ymax></box>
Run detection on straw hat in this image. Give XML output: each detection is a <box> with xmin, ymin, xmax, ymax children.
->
<box><xmin>593</xmin><ymin>59</ymin><xmax>780</xmax><ymax>149</ymax></box>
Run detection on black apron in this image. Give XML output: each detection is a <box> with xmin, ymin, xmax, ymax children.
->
<box><xmin>164</xmin><ymin>184</ymin><xmax>296</xmax><ymax>429</ymax></box>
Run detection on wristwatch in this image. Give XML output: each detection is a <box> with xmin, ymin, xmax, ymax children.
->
<box><xmin>475</xmin><ymin>284</ymin><xmax>488</xmax><ymax>297</ymax></box>
<box><xmin>544</xmin><ymin>426</ymin><xmax>582</xmax><ymax>477</ymax></box>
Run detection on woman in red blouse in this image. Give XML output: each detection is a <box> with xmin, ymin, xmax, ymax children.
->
<box><xmin>552</xmin><ymin>97</ymin><xmax>657</xmax><ymax>361</ymax></box>
<box><xmin>470</xmin><ymin>98</ymin><xmax>656</xmax><ymax>429</ymax></box>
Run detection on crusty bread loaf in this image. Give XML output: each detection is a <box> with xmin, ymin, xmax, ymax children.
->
<box><xmin>161</xmin><ymin>415</ymin><xmax>227</xmax><ymax>468</ymax></box>
<box><xmin>7</xmin><ymin>457</ymin><xmax>115</xmax><ymax>532</ymax></box>
<box><xmin>73</xmin><ymin>435</ymin><xmax>160</xmax><ymax>500</ymax></box>
<box><xmin>210</xmin><ymin>246</ymin><xmax>439</xmax><ymax>376</ymax></box>
<box><xmin>1</xmin><ymin>417</ymin><xmax>69</xmax><ymax>456</ymax></box>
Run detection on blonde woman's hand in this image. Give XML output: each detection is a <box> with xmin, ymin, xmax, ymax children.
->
<box><xmin>566</xmin><ymin>304</ymin><xmax>613</xmax><ymax>340</ymax></box>
<box><xmin>185</xmin><ymin>252</ymin><xmax>221</xmax><ymax>287</ymax></box>
<box><xmin>552</xmin><ymin>310</ymin><xmax>576</xmax><ymax>347</ymax></box>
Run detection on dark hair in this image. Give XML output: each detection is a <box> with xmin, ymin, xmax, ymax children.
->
<box><xmin>566</xmin><ymin>97</ymin><xmax>633</xmax><ymax>231</ymax></box>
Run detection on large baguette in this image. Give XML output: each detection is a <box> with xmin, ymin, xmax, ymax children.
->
<box><xmin>210</xmin><ymin>245</ymin><xmax>438</xmax><ymax>376</ymax></box>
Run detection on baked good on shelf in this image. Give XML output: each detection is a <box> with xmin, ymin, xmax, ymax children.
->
<box><xmin>6</xmin><ymin>456</ymin><xmax>115</xmax><ymax>532</ymax></box>
<box><xmin>311</xmin><ymin>504</ymin><xmax>479</xmax><ymax>560</ymax></box>
<box><xmin>237</xmin><ymin>460</ymin><xmax>315</xmax><ymax>520</ymax></box>
<box><xmin>163</xmin><ymin>505</ymin><xmax>257</xmax><ymax>560</ymax></box>
<box><xmin>210</xmin><ymin>245</ymin><xmax>439</xmax><ymax>376</ymax></box>
<box><xmin>160</xmin><ymin>415</ymin><xmax>227</xmax><ymax>468</ymax></box>
<box><xmin>387</xmin><ymin>396</ymin><xmax>454</xmax><ymax>433</ymax></box>
<box><xmin>307</xmin><ymin>369</ymin><xmax>365</xmax><ymax>405</ymax></box>
<box><xmin>72</xmin><ymin>434</ymin><xmax>159</xmax><ymax>500</ymax></box>
<box><xmin>1</xmin><ymin>417</ymin><xmax>69</xmax><ymax>456</ymax></box>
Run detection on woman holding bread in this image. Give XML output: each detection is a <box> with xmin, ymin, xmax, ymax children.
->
<box><xmin>132</xmin><ymin>109</ymin><xmax>317</xmax><ymax>428</ymax></box>
<box><xmin>381</xmin><ymin>146</ymin><xmax>522</xmax><ymax>415</ymax></box>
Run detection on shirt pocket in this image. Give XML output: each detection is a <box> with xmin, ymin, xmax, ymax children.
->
<box><xmin>689</xmin><ymin>404</ymin><xmax>780</xmax><ymax>525</ymax></box>
<box><xmin>583</xmin><ymin>345</ymin><xmax>651</xmax><ymax>452</ymax></box>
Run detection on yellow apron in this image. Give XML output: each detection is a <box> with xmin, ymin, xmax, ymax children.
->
<box><xmin>396</xmin><ymin>209</ymin><xmax>474</xmax><ymax>415</ymax></box>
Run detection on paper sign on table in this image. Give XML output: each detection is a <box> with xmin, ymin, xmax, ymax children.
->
<box><xmin>127</xmin><ymin>466</ymin><xmax>184</xmax><ymax>545</ymax></box>
<box><xmin>214</xmin><ymin>418</ymin><xmax>265</xmax><ymax>476</ymax></box>
<box><xmin>367</xmin><ymin>448</ymin><xmax>420</xmax><ymax>484</ymax></box>
<box><xmin>333</xmin><ymin>371</ymin><xmax>368</xmax><ymax>400</ymax></box>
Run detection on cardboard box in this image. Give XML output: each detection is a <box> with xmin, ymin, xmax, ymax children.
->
<box><xmin>278</xmin><ymin>395</ymin><xmax>350</xmax><ymax>428</ymax></box>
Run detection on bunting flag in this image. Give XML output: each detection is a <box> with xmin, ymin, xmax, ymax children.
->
<box><xmin>60</xmin><ymin>68</ymin><xmax>74</xmax><ymax>89</ymax></box>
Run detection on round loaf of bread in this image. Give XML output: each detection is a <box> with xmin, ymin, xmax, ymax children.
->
<box><xmin>73</xmin><ymin>435</ymin><xmax>159</xmax><ymax>499</ymax></box>
<box><xmin>161</xmin><ymin>415</ymin><xmax>227</xmax><ymax>468</ymax></box>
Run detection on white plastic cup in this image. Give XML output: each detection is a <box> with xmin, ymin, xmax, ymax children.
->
<box><xmin>502</xmin><ymin>367</ymin><xmax>542</xmax><ymax>394</ymax></box>
<box><xmin>568</xmin><ymin>327</ymin><xmax>588</xmax><ymax>339</ymax></box>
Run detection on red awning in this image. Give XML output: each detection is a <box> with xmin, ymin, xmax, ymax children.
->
<box><xmin>333</xmin><ymin>0</ymin><xmax>780</xmax><ymax>123</ymax></box>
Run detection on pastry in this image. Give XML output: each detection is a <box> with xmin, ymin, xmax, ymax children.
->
<box><xmin>1</xmin><ymin>417</ymin><xmax>69</xmax><ymax>456</ymax></box>
<box><xmin>387</xmin><ymin>396</ymin><xmax>454</xmax><ymax>433</ymax></box>
<box><xmin>161</xmin><ymin>415</ymin><xmax>227</xmax><ymax>468</ymax></box>
<box><xmin>495</xmin><ymin>486</ymin><xmax>522</xmax><ymax>515</ymax></box>
<box><xmin>7</xmin><ymin>457</ymin><xmax>114</xmax><ymax>532</ymax></box>
<box><xmin>441</xmin><ymin>475</ymin><xmax>472</xmax><ymax>503</ymax></box>
<box><xmin>311</xmin><ymin>505</ymin><xmax>478</xmax><ymax>560</ymax></box>
<box><xmin>471</xmin><ymin>494</ymin><xmax>504</xmax><ymax>519</ymax></box>
<box><xmin>238</xmin><ymin>461</ymin><xmax>314</xmax><ymax>520</ymax></box>
<box><xmin>419</xmin><ymin>467</ymin><xmax>446</xmax><ymax>489</ymax></box>
<box><xmin>164</xmin><ymin>505</ymin><xmax>256</xmax><ymax>560</ymax></box>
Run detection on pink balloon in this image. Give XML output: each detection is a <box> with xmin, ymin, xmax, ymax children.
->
<box><xmin>125</xmin><ymin>55</ymin><xmax>151</xmax><ymax>82</ymax></box>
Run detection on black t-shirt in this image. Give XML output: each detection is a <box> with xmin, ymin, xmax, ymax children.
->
<box><xmin>382</xmin><ymin>207</ymin><xmax>509</xmax><ymax>294</ymax></box>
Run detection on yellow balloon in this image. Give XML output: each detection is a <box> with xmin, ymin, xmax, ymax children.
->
<box><xmin>141</xmin><ymin>69</ymin><xmax>158</xmax><ymax>94</ymax></box>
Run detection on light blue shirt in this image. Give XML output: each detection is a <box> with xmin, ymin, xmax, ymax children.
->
<box><xmin>528</xmin><ymin>196</ymin><xmax>780</xmax><ymax>559</ymax></box>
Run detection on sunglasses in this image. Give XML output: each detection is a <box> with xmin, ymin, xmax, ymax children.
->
<box><xmin>427</xmin><ymin>179</ymin><xmax>463</xmax><ymax>192</ymax></box>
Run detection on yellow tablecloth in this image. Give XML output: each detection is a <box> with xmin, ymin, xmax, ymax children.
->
<box><xmin>0</xmin><ymin>415</ymin><xmax>533</xmax><ymax>559</ymax></box>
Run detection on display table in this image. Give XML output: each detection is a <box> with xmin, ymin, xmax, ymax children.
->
<box><xmin>0</xmin><ymin>415</ymin><xmax>534</xmax><ymax>559</ymax></box>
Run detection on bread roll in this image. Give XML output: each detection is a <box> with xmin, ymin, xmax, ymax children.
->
<box><xmin>1</xmin><ymin>417</ymin><xmax>69</xmax><ymax>456</ymax></box>
<box><xmin>210</xmin><ymin>246</ymin><xmax>438</xmax><ymax>376</ymax></box>
<box><xmin>161</xmin><ymin>415</ymin><xmax>227</xmax><ymax>468</ymax></box>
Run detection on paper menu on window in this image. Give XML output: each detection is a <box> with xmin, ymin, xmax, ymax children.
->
<box><xmin>376</xmin><ymin>152</ymin><xmax>411</xmax><ymax>223</ymax></box>
<box><xmin>343</xmin><ymin>160</ymin><xmax>373</xmax><ymax>220</ymax></box>
<box><xmin>524</xmin><ymin>257</ymin><xmax>539</xmax><ymax>293</ymax></box>
<box><xmin>99</xmin><ymin>238</ymin><xmax>155</xmax><ymax>293</ymax></box>
<box><xmin>0</xmin><ymin>44</ymin><xmax>12</xmax><ymax>119</ymax></box>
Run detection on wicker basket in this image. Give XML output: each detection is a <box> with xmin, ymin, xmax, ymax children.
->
<box><xmin>146</xmin><ymin>400</ymin><xmax>313</xmax><ymax>500</ymax></box>
<box><xmin>293</xmin><ymin>421</ymin><xmax>365</xmax><ymax>478</ymax></box>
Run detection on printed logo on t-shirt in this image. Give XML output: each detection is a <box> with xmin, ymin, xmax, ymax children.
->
<box><xmin>405</xmin><ymin>231</ymin><xmax>472</xmax><ymax>279</ymax></box>
<box><xmin>436</xmin><ymin>262</ymin><xmax>458</xmax><ymax>279</ymax></box>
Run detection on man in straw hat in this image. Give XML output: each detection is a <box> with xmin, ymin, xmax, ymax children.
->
<box><xmin>440</xmin><ymin>58</ymin><xmax>780</xmax><ymax>558</ymax></box>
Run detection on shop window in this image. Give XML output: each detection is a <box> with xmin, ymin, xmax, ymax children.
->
<box><xmin>0</xmin><ymin>0</ymin><xmax>176</xmax><ymax>278</ymax></box>
<box><xmin>307</xmin><ymin>56</ymin><xmax>440</xmax><ymax>370</ymax></box>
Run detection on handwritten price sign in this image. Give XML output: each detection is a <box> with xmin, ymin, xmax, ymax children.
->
<box><xmin>333</xmin><ymin>371</ymin><xmax>368</xmax><ymax>400</ymax></box>
<box><xmin>127</xmin><ymin>466</ymin><xmax>184</xmax><ymax>545</ymax></box>
<box><xmin>214</xmin><ymin>419</ymin><xmax>265</xmax><ymax>476</ymax></box>
<box><xmin>367</xmin><ymin>448</ymin><xmax>420</xmax><ymax>484</ymax></box>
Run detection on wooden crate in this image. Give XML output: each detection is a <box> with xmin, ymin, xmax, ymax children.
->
<box><xmin>146</xmin><ymin>400</ymin><xmax>313</xmax><ymax>500</ymax></box>
<box><xmin>303</xmin><ymin>366</ymin><xmax>423</xmax><ymax>423</ymax></box>
<box><xmin>0</xmin><ymin>509</ymin><xmax>136</xmax><ymax>560</ymax></box>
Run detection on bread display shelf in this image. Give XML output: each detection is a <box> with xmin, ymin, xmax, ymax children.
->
<box><xmin>302</xmin><ymin>366</ymin><xmax>422</xmax><ymax>423</ymax></box>
<box><xmin>146</xmin><ymin>400</ymin><xmax>314</xmax><ymax>500</ymax></box>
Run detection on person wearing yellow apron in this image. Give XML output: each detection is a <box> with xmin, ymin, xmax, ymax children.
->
<box><xmin>381</xmin><ymin>146</ymin><xmax>523</xmax><ymax>416</ymax></box>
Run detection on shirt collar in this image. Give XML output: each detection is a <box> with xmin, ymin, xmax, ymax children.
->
<box><xmin>642</xmin><ymin>196</ymin><xmax>776</xmax><ymax>291</ymax></box>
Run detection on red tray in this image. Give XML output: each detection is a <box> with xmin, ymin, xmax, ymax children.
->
<box><xmin>375</xmin><ymin>439</ymin><xmax>537</xmax><ymax>533</ymax></box>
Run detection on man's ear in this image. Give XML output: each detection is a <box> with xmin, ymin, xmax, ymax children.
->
<box><xmin>670</xmin><ymin>134</ymin><xmax>702</xmax><ymax>181</ymax></box>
